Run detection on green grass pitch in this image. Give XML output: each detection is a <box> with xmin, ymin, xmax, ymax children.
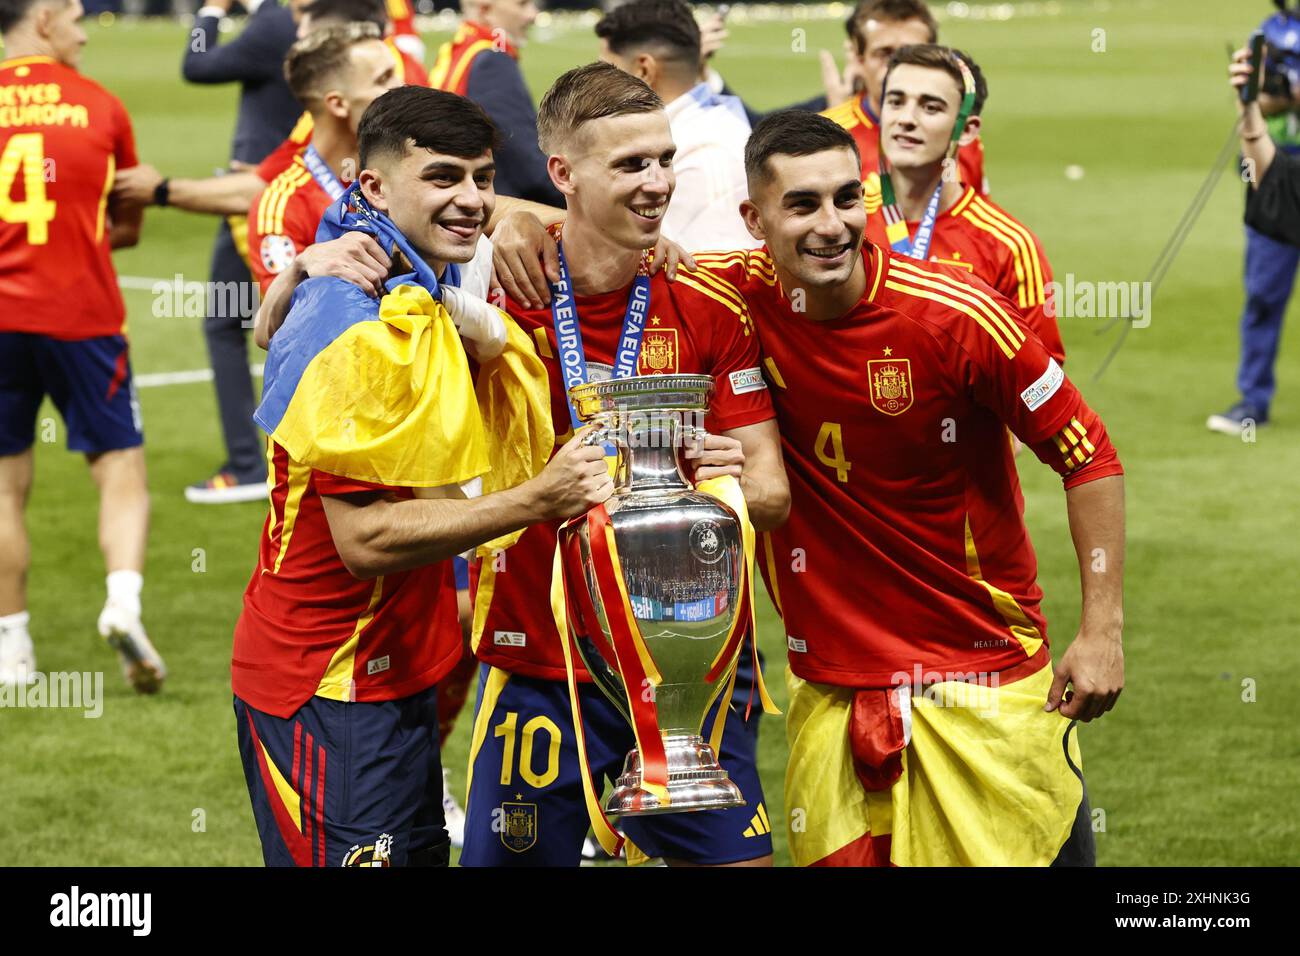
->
<box><xmin>2</xmin><ymin>0</ymin><xmax>1298</xmax><ymax>866</ymax></box>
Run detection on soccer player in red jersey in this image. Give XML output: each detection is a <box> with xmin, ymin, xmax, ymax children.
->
<box><xmin>458</xmin><ymin>63</ymin><xmax>789</xmax><ymax>867</ymax></box>
<box><xmin>0</xmin><ymin>0</ymin><xmax>166</xmax><ymax>692</ymax></box>
<box><xmin>689</xmin><ymin>112</ymin><xmax>1125</xmax><ymax>866</ymax></box>
<box><xmin>247</xmin><ymin>24</ymin><xmax>402</xmax><ymax>297</ymax></box>
<box><xmin>429</xmin><ymin>0</ymin><xmax>560</xmax><ymax>205</ymax></box>
<box><xmin>822</xmin><ymin>0</ymin><xmax>986</xmax><ymax>199</ymax></box>
<box><xmin>233</xmin><ymin>87</ymin><xmax>612</xmax><ymax>867</ymax></box>
<box><xmin>873</xmin><ymin>45</ymin><xmax>1064</xmax><ymax>362</ymax></box>
<box><xmin>112</xmin><ymin>0</ymin><xmax>427</xmax><ymax>220</ymax></box>
<box><xmin>385</xmin><ymin>0</ymin><xmax>425</xmax><ymax>64</ymax></box>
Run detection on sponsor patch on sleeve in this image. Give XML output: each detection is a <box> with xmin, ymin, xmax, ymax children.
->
<box><xmin>729</xmin><ymin>367</ymin><xmax>768</xmax><ymax>395</ymax></box>
<box><xmin>1020</xmin><ymin>357</ymin><xmax>1064</xmax><ymax>412</ymax></box>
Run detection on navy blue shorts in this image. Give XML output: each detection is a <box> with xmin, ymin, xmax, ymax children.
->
<box><xmin>0</xmin><ymin>332</ymin><xmax>143</xmax><ymax>456</ymax></box>
<box><xmin>459</xmin><ymin>647</ymin><xmax>771</xmax><ymax>866</ymax></box>
<box><xmin>234</xmin><ymin>687</ymin><xmax>448</xmax><ymax>867</ymax></box>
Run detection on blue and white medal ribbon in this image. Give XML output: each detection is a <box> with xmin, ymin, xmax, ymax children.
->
<box><xmin>550</xmin><ymin>240</ymin><xmax>652</xmax><ymax>429</ymax></box>
<box><xmin>303</xmin><ymin>145</ymin><xmax>347</xmax><ymax>202</ymax></box>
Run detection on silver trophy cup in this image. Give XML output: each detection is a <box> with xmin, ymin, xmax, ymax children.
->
<box><xmin>557</xmin><ymin>373</ymin><xmax>746</xmax><ymax>816</ymax></box>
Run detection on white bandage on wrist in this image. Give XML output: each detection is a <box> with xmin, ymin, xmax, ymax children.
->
<box><xmin>440</xmin><ymin>285</ymin><xmax>508</xmax><ymax>361</ymax></box>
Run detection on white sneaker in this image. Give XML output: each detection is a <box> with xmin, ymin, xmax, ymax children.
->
<box><xmin>97</xmin><ymin>602</ymin><xmax>166</xmax><ymax>694</ymax></box>
<box><xmin>0</xmin><ymin>627</ymin><xmax>36</xmax><ymax>686</ymax></box>
<box><xmin>184</xmin><ymin>469</ymin><xmax>268</xmax><ymax>505</ymax></box>
<box><xmin>442</xmin><ymin>767</ymin><xmax>466</xmax><ymax>849</ymax></box>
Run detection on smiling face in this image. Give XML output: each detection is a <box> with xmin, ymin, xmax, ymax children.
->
<box><xmin>359</xmin><ymin>147</ymin><xmax>496</xmax><ymax>269</ymax></box>
<box><xmin>549</xmin><ymin>110</ymin><xmax>676</xmax><ymax>251</ymax></box>
<box><xmin>880</xmin><ymin>62</ymin><xmax>978</xmax><ymax>171</ymax></box>
<box><xmin>742</xmin><ymin>146</ymin><xmax>866</xmax><ymax>291</ymax></box>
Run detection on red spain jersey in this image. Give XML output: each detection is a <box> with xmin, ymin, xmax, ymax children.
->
<box><xmin>0</xmin><ymin>56</ymin><xmax>137</xmax><ymax>339</ymax></box>
<box><xmin>247</xmin><ymin>152</ymin><xmax>338</xmax><ymax>295</ymax></box>
<box><xmin>864</xmin><ymin>185</ymin><xmax>1065</xmax><ymax>363</ymax></box>
<box><xmin>386</xmin><ymin>0</ymin><xmax>418</xmax><ymax>39</ymax></box>
<box><xmin>473</xmin><ymin>237</ymin><xmax>775</xmax><ymax>681</ymax></box>
<box><xmin>692</xmin><ymin>245</ymin><xmax>1123</xmax><ymax>690</ymax></box>
<box><xmin>429</xmin><ymin>20</ymin><xmax>516</xmax><ymax>95</ymax></box>
<box><xmin>255</xmin><ymin>38</ymin><xmax>427</xmax><ymax>184</ymax></box>
<box><xmin>233</xmin><ymin>440</ymin><xmax>463</xmax><ymax>719</ymax></box>
<box><xmin>823</xmin><ymin>94</ymin><xmax>986</xmax><ymax>196</ymax></box>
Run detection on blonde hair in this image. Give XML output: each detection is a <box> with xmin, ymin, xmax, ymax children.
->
<box><xmin>536</xmin><ymin>61</ymin><xmax>662</xmax><ymax>155</ymax></box>
<box><xmin>283</xmin><ymin>21</ymin><xmax>382</xmax><ymax>110</ymax></box>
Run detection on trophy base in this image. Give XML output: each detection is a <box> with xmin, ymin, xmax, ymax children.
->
<box><xmin>605</xmin><ymin>734</ymin><xmax>744</xmax><ymax>816</ymax></box>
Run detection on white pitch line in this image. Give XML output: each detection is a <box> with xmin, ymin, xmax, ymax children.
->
<box><xmin>117</xmin><ymin>277</ymin><xmax>264</xmax><ymax>388</ymax></box>
<box><xmin>135</xmin><ymin>364</ymin><xmax>263</xmax><ymax>389</ymax></box>
<box><xmin>118</xmin><ymin>275</ymin><xmax>170</xmax><ymax>291</ymax></box>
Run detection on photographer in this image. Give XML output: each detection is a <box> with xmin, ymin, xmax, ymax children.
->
<box><xmin>1236</xmin><ymin>47</ymin><xmax>1300</xmax><ymax>244</ymax></box>
<box><xmin>1208</xmin><ymin>3</ymin><xmax>1300</xmax><ymax>435</ymax></box>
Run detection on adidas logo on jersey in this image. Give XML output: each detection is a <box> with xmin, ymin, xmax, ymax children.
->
<box><xmin>494</xmin><ymin>631</ymin><xmax>526</xmax><ymax>647</ymax></box>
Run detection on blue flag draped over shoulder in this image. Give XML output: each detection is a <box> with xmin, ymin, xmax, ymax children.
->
<box><xmin>255</xmin><ymin>183</ymin><xmax>553</xmax><ymax>555</ymax></box>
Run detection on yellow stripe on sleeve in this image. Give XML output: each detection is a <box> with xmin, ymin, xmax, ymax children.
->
<box><xmin>883</xmin><ymin>276</ymin><xmax>1020</xmax><ymax>359</ymax></box>
<box><xmin>967</xmin><ymin>199</ymin><xmax>1045</xmax><ymax>306</ymax></box>
<box><xmin>889</xmin><ymin>257</ymin><xmax>1025</xmax><ymax>347</ymax></box>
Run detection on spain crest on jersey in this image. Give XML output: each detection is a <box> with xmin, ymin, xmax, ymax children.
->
<box><xmin>500</xmin><ymin>800</ymin><xmax>537</xmax><ymax>853</ymax></box>
<box><xmin>638</xmin><ymin>327</ymin><xmax>678</xmax><ymax>374</ymax></box>
<box><xmin>341</xmin><ymin>833</ymin><xmax>393</xmax><ymax>867</ymax></box>
<box><xmin>868</xmin><ymin>359</ymin><xmax>913</xmax><ymax>415</ymax></box>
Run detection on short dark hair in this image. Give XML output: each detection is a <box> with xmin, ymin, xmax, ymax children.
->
<box><xmin>301</xmin><ymin>0</ymin><xmax>388</xmax><ymax>31</ymax></box>
<box><xmin>284</xmin><ymin>21</ymin><xmax>383</xmax><ymax>110</ymax></box>
<box><xmin>883</xmin><ymin>44</ymin><xmax>988</xmax><ymax>116</ymax></box>
<box><xmin>594</xmin><ymin>0</ymin><xmax>702</xmax><ymax>69</ymax></box>
<box><xmin>537</xmin><ymin>62</ymin><xmax>663</xmax><ymax>154</ymax></box>
<box><xmin>744</xmin><ymin>110</ymin><xmax>861</xmax><ymax>185</ymax></box>
<box><xmin>0</xmin><ymin>0</ymin><xmax>63</xmax><ymax>34</ymax></box>
<box><xmin>845</xmin><ymin>0</ymin><xmax>938</xmax><ymax>55</ymax></box>
<box><xmin>358</xmin><ymin>86</ymin><xmax>500</xmax><ymax>168</ymax></box>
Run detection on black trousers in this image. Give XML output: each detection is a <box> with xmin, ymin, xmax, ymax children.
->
<box><xmin>203</xmin><ymin>220</ymin><xmax>263</xmax><ymax>482</ymax></box>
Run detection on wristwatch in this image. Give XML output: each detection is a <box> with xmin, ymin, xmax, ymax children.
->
<box><xmin>154</xmin><ymin>178</ymin><xmax>171</xmax><ymax>208</ymax></box>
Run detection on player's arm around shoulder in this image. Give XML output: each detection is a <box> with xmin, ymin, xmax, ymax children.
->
<box><xmin>253</xmin><ymin>233</ymin><xmax>392</xmax><ymax>350</ymax></box>
<box><xmin>676</xmin><ymin>260</ymin><xmax>790</xmax><ymax>531</ymax></box>
<box><xmin>321</xmin><ymin>430</ymin><xmax>615</xmax><ymax>579</ymax></box>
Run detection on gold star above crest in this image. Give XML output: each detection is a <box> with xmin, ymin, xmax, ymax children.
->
<box><xmin>883</xmin><ymin>346</ymin><xmax>894</xmax><ymax>357</ymax></box>
<box><xmin>515</xmin><ymin>794</ymin><xmax>523</xmax><ymax>801</ymax></box>
<box><xmin>651</xmin><ymin>315</ymin><xmax>662</xmax><ymax>325</ymax></box>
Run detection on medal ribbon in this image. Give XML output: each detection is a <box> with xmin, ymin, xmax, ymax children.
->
<box><xmin>303</xmin><ymin>145</ymin><xmax>347</xmax><ymax>202</ymax></box>
<box><xmin>549</xmin><ymin>240</ymin><xmax>652</xmax><ymax>429</ymax></box>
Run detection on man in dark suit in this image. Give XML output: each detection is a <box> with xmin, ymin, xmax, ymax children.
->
<box><xmin>181</xmin><ymin>0</ymin><xmax>300</xmax><ymax>503</ymax></box>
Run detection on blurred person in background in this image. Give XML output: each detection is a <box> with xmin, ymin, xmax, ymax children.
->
<box><xmin>430</xmin><ymin>0</ymin><xmax>562</xmax><ymax>205</ymax></box>
<box><xmin>0</xmin><ymin>0</ymin><xmax>165</xmax><ymax>691</ymax></box>
<box><xmin>1235</xmin><ymin>39</ymin><xmax>1300</xmax><ymax>245</ymax></box>
<box><xmin>179</xmin><ymin>0</ymin><xmax>299</xmax><ymax>503</ymax></box>
<box><xmin>1207</xmin><ymin>1</ymin><xmax>1300</xmax><ymax>436</ymax></box>
<box><xmin>823</xmin><ymin>0</ymin><xmax>985</xmax><ymax>195</ymax></box>
<box><xmin>596</xmin><ymin>0</ymin><xmax>757</xmax><ymax>249</ymax></box>
<box><xmin>115</xmin><ymin>0</ymin><xmax>428</xmax><ymax>222</ymax></box>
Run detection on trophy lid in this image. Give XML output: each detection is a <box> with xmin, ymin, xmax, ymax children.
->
<box><xmin>569</xmin><ymin>373</ymin><xmax>714</xmax><ymax>423</ymax></box>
